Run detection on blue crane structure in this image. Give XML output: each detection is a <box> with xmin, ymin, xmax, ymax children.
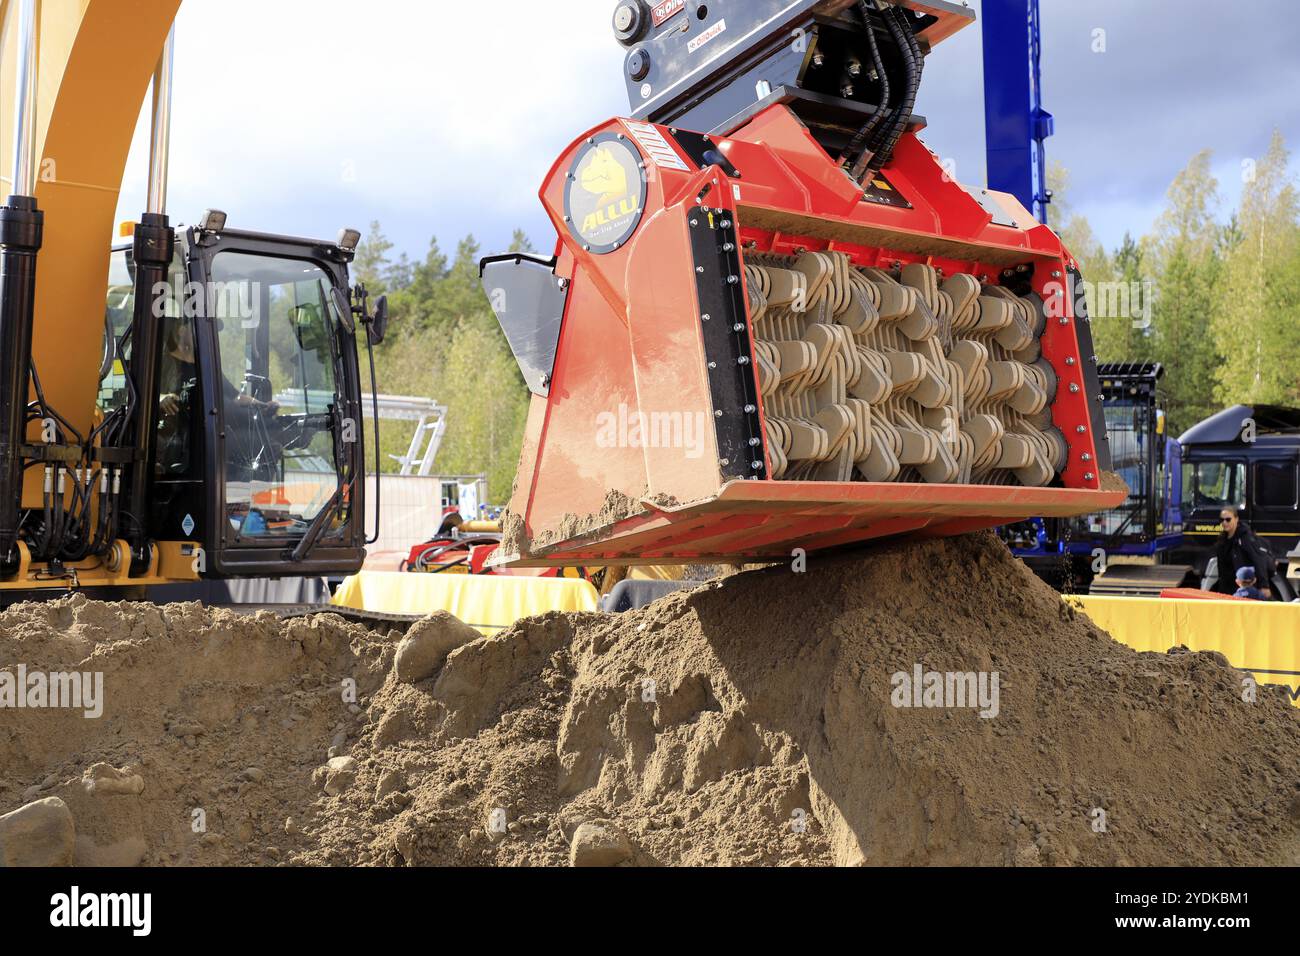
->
<box><xmin>980</xmin><ymin>4</ymin><xmax>1192</xmax><ymax>595</ymax></box>
<box><xmin>981</xmin><ymin>0</ymin><xmax>1054</xmax><ymax>222</ymax></box>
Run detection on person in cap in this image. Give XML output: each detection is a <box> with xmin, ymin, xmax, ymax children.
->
<box><xmin>1233</xmin><ymin>566</ymin><xmax>1265</xmax><ymax>601</ymax></box>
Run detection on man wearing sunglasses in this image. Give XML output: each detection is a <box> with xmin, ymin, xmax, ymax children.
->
<box><xmin>1213</xmin><ymin>508</ymin><xmax>1274</xmax><ymax>599</ymax></box>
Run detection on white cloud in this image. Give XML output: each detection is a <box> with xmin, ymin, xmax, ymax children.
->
<box><xmin>116</xmin><ymin>0</ymin><xmax>628</xmax><ymax>258</ymax></box>
<box><xmin>113</xmin><ymin>0</ymin><xmax>1299</xmax><ymax>262</ymax></box>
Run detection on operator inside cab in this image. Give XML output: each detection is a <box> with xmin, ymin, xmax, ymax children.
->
<box><xmin>157</xmin><ymin>315</ymin><xmax>198</xmax><ymax>475</ymax></box>
<box><xmin>156</xmin><ymin>313</ymin><xmax>280</xmax><ymax>479</ymax></box>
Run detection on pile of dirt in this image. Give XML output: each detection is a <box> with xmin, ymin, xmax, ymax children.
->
<box><xmin>2</xmin><ymin>532</ymin><xmax>1298</xmax><ymax>867</ymax></box>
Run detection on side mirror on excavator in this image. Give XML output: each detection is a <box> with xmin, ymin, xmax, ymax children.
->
<box><xmin>368</xmin><ymin>295</ymin><xmax>389</xmax><ymax>346</ymax></box>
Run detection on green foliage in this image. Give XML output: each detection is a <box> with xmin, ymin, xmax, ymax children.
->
<box><xmin>1150</xmin><ymin>243</ymin><xmax>1224</xmax><ymax>433</ymax></box>
<box><xmin>1086</xmin><ymin>230</ymin><xmax>1157</xmax><ymax>374</ymax></box>
<box><xmin>508</xmin><ymin>229</ymin><xmax>536</xmax><ymax>255</ymax></box>
<box><xmin>1141</xmin><ymin>151</ymin><xmax>1225</xmax><ymax>435</ymax></box>
<box><xmin>353</xmin><ymin>221</ymin><xmax>395</xmax><ymax>296</ymax></box>
<box><xmin>360</xmin><ymin>229</ymin><xmax>529</xmax><ymax>504</ymax></box>
<box><xmin>435</xmin><ymin>320</ymin><xmax>531</xmax><ymax>499</ymax></box>
<box><xmin>1054</xmin><ymin>137</ymin><xmax>1300</xmax><ymax>436</ymax></box>
<box><xmin>1211</xmin><ymin>130</ymin><xmax>1300</xmax><ymax>407</ymax></box>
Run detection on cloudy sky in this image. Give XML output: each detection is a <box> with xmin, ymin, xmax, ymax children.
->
<box><xmin>115</xmin><ymin>0</ymin><xmax>1300</xmax><ymax>261</ymax></box>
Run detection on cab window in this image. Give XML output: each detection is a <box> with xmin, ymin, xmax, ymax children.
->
<box><xmin>1256</xmin><ymin>461</ymin><xmax>1299</xmax><ymax>510</ymax></box>
<box><xmin>1183</xmin><ymin>460</ymin><xmax>1246</xmax><ymax>511</ymax></box>
<box><xmin>1102</xmin><ymin>400</ymin><xmax>1151</xmax><ymax>533</ymax></box>
<box><xmin>208</xmin><ymin>251</ymin><xmax>347</xmax><ymax>537</ymax></box>
<box><xmin>100</xmin><ymin>245</ymin><xmax>186</xmax><ymax>414</ymax></box>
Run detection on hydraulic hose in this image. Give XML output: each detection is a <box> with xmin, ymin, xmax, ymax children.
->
<box><xmin>855</xmin><ymin>5</ymin><xmax>912</xmax><ymax>177</ymax></box>
<box><xmin>860</xmin><ymin>5</ymin><xmax>924</xmax><ymax>177</ymax></box>
<box><xmin>838</xmin><ymin>1</ymin><xmax>891</xmax><ymax>170</ymax></box>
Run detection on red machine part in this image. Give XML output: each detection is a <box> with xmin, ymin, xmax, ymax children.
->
<box><xmin>406</xmin><ymin>539</ymin><xmax>501</xmax><ymax>575</ymax></box>
<box><xmin>407</xmin><ymin>537</ymin><xmax>586</xmax><ymax>578</ymax></box>
<box><xmin>499</xmin><ymin>104</ymin><xmax>1124</xmax><ymax>567</ymax></box>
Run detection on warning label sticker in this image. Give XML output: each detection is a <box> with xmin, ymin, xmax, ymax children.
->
<box><xmin>626</xmin><ymin>121</ymin><xmax>689</xmax><ymax>172</ymax></box>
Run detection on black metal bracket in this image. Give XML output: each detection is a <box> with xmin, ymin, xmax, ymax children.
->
<box><xmin>19</xmin><ymin>444</ymin><xmax>82</xmax><ymax>465</ymax></box>
<box><xmin>668</xmin><ymin>128</ymin><xmax>743</xmax><ymax>179</ymax></box>
<box><xmin>688</xmin><ymin>205</ymin><xmax>765</xmax><ymax>482</ymax></box>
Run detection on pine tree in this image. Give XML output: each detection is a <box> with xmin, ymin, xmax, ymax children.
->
<box><xmin>508</xmin><ymin>229</ymin><xmax>536</xmax><ymax>255</ymax></box>
<box><xmin>387</xmin><ymin>252</ymin><xmax>414</xmax><ymax>292</ymax></box>
<box><xmin>390</xmin><ymin>238</ymin><xmax>449</xmax><ymax>333</ymax></box>
<box><xmin>1089</xmin><ymin>232</ymin><xmax>1152</xmax><ymax>364</ymax></box>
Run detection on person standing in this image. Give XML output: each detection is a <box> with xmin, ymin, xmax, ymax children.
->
<box><xmin>1213</xmin><ymin>508</ymin><xmax>1274</xmax><ymax>599</ymax></box>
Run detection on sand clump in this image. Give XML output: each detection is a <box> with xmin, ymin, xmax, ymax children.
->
<box><xmin>502</xmin><ymin>489</ymin><xmax>683</xmax><ymax>557</ymax></box>
<box><xmin>502</xmin><ymin>488</ymin><xmax>647</xmax><ymax>556</ymax></box>
<box><xmin>1</xmin><ymin>532</ymin><xmax>1298</xmax><ymax>867</ymax></box>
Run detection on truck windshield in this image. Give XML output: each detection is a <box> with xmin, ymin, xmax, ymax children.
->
<box><xmin>1184</xmin><ymin>460</ymin><xmax>1246</xmax><ymax>512</ymax></box>
<box><xmin>206</xmin><ymin>251</ymin><xmax>348</xmax><ymax>537</ymax></box>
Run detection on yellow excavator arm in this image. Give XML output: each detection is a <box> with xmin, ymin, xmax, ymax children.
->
<box><xmin>1</xmin><ymin>0</ymin><xmax>180</xmax><ymax>440</ymax></box>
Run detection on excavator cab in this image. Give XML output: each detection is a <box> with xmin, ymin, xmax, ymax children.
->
<box><xmin>0</xmin><ymin>8</ymin><xmax>382</xmax><ymax>599</ymax></box>
<box><xmin>96</xmin><ymin>221</ymin><xmax>372</xmax><ymax>581</ymax></box>
<box><xmin>484</xmin><ymin>0</ymin><xmax>1125</xmax><ymax>567</ymax></box>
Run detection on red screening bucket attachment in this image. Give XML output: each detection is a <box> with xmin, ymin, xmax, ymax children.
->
<box><xmin>482</xmin><ymin>105</ymin><xmax>1124</xmax><ymax>567</ymax></box>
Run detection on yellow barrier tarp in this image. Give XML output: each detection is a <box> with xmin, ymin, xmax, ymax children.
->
<box><xmin>332</xmin><ymin>572</ymin><xmax>600</xmax><ymax>635</ymax></box>
<box><xmin>1072</xmin><ymin>595</ymin><xmax>1300</xmax><ymax>703</ymax></box>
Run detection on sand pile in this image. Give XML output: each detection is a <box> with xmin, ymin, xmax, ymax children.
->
<box><xmin>2</xmin><ymin>532</ymin><xmax>1298</xmax><ymax>867</ymax></box>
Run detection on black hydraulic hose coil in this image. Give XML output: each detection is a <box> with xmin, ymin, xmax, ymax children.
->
<box><xmin>865</xmin><ymin>5</ymin><xmax>924</xmax><ymax>175</ymax></box>
<box><xmin>839</xmin><ymin>0</ymin><xmax>892</xmax><ymax>169</ymax></box>
<box><xmin>855</xmin><ymin>5</ymin><xmax>912</xmax><ymax>177</ymax></box>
